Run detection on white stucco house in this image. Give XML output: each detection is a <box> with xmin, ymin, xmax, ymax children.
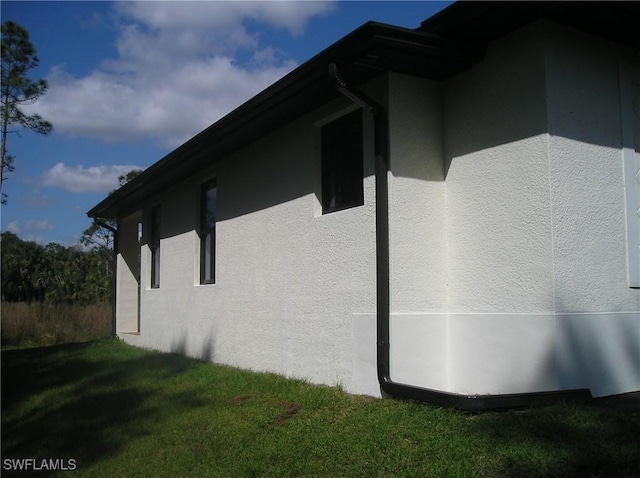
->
<box><xmin>89</xmin><ymin>2</ymin><xmax>640</xmax><ymax>410</ymax></box>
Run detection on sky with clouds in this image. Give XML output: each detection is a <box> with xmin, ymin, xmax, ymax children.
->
<box><xmin>1</xmin><ymin>1</ymin><xmax>451</xmax><ymax>245</ymax></box>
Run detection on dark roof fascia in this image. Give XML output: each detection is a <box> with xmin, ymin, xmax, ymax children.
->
<box><xmin>88</xmin><ymin>2</ymin><xmax>640</xmax><ymax>219</ymax></box>
<box><xmin>419</xmin><ymin>1</ymin><xmax>640</xmax><ymax>49</ymax></box>
<box><xmin>87</xmin><ymin>21</ymin><xmax>483</xmax><ymax>219</ymax></box>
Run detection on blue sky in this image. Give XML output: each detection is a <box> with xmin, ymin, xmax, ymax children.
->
<box><xmin>1</xmin><ymin>1</ymin><xmax>451</xmax><ymax>246</ymax></box>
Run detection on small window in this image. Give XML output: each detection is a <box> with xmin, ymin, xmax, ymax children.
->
<box><xmin>321</xmin><ymin>109</ymin><xmax>364</xmax><ymax>214</ymax></box>
<box><xmin>150</xmin><ymin>205</ymin><xmax>161</xmax><ymax>289</ymax></box>
<box><xmin>200</xmin><ymin>179</ymin><xmax>217</xmax><ymax>284</ymax></box>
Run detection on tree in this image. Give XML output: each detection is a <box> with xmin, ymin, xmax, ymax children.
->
<box><xmin>1</xmin><ymin>232</ymin><xmax>51</xmax><ymax>302</ymax></box>
<box><xmin>80</xmin><ymin>169</ymin><xmax>143</xmax><ymax>250</ymax></box>
<box><xmin>1</xmin><ymin>232</ymin><xmax>112</xmax><ymax>304</ymax></box>
<box><xmin>1</xmin><ymin>21</ymin><xmax>53</xmax><ymax>204</ymax></box>
<box><xmin>80</xmin><ymin>220</ymin><xmax>116</xmax><ymax>251</ymax></box>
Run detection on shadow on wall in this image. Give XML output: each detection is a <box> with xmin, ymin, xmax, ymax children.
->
<box><xmin>441</xmin><ymin>20</ymin><xmax>629</xmax><ymax>175</ymax></box>
<box><xmin>513</xmin><ymin>296</ymin><xmax>640</xmax><ymax>398</ymax></box>
<box><xmin>554</xmin><ymin>313</ymin><xmax>640</xmax><ymax>397</ymax></box>
<box><xmin>151</xmin><ymin>118</ymin><xmax>320</xmax><ymax>245</ymax></box>
<box><xmin>151</xmin><ymin>30</ymin><xmax>631</xmax><ymax>241</ymax></box>
<box><xmin>154</xmin><ymin>91</ymin><xmax>378</xmax><ymax>245</ymax></box>
<box><xmin>170</xmin><ymin>330</ymin><xmax>216</xmax><ymax>364</ymax></box>
<box><xmin>137</xmin><ymin>15</ymin><xmax>639</xmax><ymax>249</ymax></box>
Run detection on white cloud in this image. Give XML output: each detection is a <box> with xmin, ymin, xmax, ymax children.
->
<box><xmin>26</xmin><ymin>220</ymin><xmax>55</xmax><ymax>231</ymax></box>
<box><xmin>42</xmin><ymin>162</ymin><xmax>142</xmax><ymax>193</ymax></box>
<box><xmin>4</xmin><ymin>220</ymin><xmax>54</xmax><ymax>236</ymax></box>
<box><xmin>6</xmin><ymin>221</ymin><xmax>20</xmax><ymax>234</ymax></box>
<box><xmin>25</xmin><ymin>1</ymin><xmax>336</xmax><ymax>148</ymax></box>
<box><xmin>24</xmin><ymin>191</ymin><xmax>51</xmax><ymax>209</ymax></box>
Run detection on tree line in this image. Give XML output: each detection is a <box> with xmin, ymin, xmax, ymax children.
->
<box><xmin>1</xmin><ymin>231</ymin><xmax>112</xmax><ymax>305</ymax></box>
<box><xmin>1</xmin><ymin>20</ymin><xmax>138</xmax><ymax>307</ymax></box>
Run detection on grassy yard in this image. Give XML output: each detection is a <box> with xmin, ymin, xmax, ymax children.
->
<box><xmin>2</xmin><ymin>339</ymin><xmax>638</xmax><ymax>477</ymax></box>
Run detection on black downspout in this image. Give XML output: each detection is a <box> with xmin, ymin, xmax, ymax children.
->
<box><xmin>330</xmin><ymin>64</ymin><xmax>591</xmax><ymax>411</ymax></box>
<box><xmin>94</xmin><ymin>219</ymin><xmax>118</xmax><ymax>338</ymax></box>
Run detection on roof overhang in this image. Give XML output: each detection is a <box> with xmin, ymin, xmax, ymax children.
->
<box><xmin>87</xmin><ymin>21</ymin><xmax>482</xmax><ymax>219</ymax></box>
<box><xmin>419</xmin><ymin>1</ymin><xmax>640</xmax><ymax>49</ymax></box>
<box><xmin>88</xmin><ymin>1</ymin><xmax>640</xmax><ymax>220</ymax></box>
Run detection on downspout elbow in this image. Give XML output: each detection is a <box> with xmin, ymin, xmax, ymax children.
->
<box><xmin>93</xmin><ymin>218</ymin><xmax>117</xmax><ymax>237</ymax></box>
<box><xmin>330</xmin><ymin>63</ymin><xmax>591</xmax><ymax>411</ymax></box>
<box><xmin>329</xmin><ymin>63</ymin><xmax>382</xmax><ymax>116</ymax></box>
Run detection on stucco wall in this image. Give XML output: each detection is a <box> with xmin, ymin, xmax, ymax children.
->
<box><xmin>544</xmin><ymin>23</ymin><xmax>639</xmax><ymax>313</ymax></box>
<box><xmin>117</xmin><ymin>21</ymin><xmax>639</xmax><ymax>399</ymax></box>
<box><xmin>384</xmin><ymin>22</ymin><xmax>639</xmax><ymax>397</ymax></box>
<box><xmin>387</xmin><ymin>74</ymin><xmax>449</xmax><ymax>391</ymax></box>
<box><xmin>119</xmin><ymin>86</ymin><xmax>381</xmax><ymax>395</ymax></box>
<box><xmin>444</xmin><ymin>22</ymin><xmax>552</xmax><ymax>314</ymax></box>
<box><xmin>543</xmin><ymin>23</ymin><xmax>640</xmax><ymax>396</ymax></box>
<box><xmin>116</xmin><ymin>212</ymin><xmax>141</xmax><ymax>334</ymax></box>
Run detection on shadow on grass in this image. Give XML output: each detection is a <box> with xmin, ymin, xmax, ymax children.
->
<box><xmin>3</xmin><ymin>341</ymin><xmax>638</xmax><ymax>478</ymax></box>
<box><xmin>1</xmin><ymin>341</ymin><xmax>206</xmax><ymax>477</ymax></box>
<box><xmin>468</xmin><ymin>402</ymin><xmax>640</xmax><ymax>478</ymax></box>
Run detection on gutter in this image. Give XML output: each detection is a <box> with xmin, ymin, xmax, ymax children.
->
<box><xmin>94</xmin><ymin>219</ymin><xmax>118</xmax><ymax>337</ymax></box>
<box><xmin>88</xmin><ymin>22</ymin><xmax>483</xmax><ymax>220</ymax></box>
<box><xmin>330</xmin><ymin>63</ymin><xmax>591</xmax><ymax>411</ymax></box>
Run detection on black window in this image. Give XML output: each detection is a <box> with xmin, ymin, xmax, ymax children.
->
<box><xmin>321</xmin><ymin>109</ymin><xmax>364</xmax><ymax>214</ymax></box>
<box><xmin>200</xmin><ymin>179</ymin><xmax>217</xmax><ymax>284</ymax></box>
<box><xmin>150</xmin><ymin>205</ymin><xmax>161</xmax><ymax>289</ymax></box>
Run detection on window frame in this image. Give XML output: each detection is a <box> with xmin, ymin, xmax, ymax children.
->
<box><xmin>200</xmin><ymin>178</ymin><xmax>217</xmax><ymax>285</ymax></box>
<box><xmin>620</xmin><ymin>62</ymin><xmax>640</xmax><ymax>288</ymax></box>
<box><xmin>150</xmin><ymin>205</ymin><xmax>161</xmax><ymax>289</ymax></box>
<box><xmin>320</xmin><ymin>109</ymin><xmax>364</xmax><ymax>214</ymax></box>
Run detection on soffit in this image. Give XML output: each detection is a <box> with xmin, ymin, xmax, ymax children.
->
<box><xmin>419</xmin><ymin>2</ymin><xmax>640</xmax><ymax>49</ymax></box>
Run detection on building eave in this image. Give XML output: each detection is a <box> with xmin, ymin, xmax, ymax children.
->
<box><xmin>87</xmin><ymin>21</ymin><xmax>482</xmax><ymax>219</ymax></box>
<box><xmin>419</xmin><ymin>1</ymin><xmax>640</xmax><ymax>49</ymax></box>
<box><xmin>88</xmin><ymin>1</ymin><xmax>640</xmax><ymax>220</ymax></box>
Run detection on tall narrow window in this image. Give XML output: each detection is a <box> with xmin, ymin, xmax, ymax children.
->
<box><xmin>620</xmin><ymin>63</ymin><xmax>640</xmax><ymax>288</ymax></box>
<box><xmin>150</xmin><ymin>205</ymin><xmax>161</xmax><ymax>289</ymax></box>
<box><xmin>321</xmin><ymin>109</ymin><xmax>364</xmax><ymax>214</ymax></box>
<box><xmin>200</xmin><ymin>179</ymin><xmax>217</xmax><ymax>284</ymax></box>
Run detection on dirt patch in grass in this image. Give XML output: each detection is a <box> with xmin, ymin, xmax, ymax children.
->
<box><xmin>3</xmin><ymin>340</ymin><xmax>637</xmax><ymax>478</ymax></box>
<box><xmin>271</xmin><ymin>400</ymin><xmax>300</xmax><ymax>427</ymax></box>
<box><xmin>228</xmin><ymin>394</ymin><xmax>300</xmax><ymax>426</ymax></box>
<box><xmin>228</xmin><ymin>393</ymin><xmax>256</xmax><ymax>404</ymax></box>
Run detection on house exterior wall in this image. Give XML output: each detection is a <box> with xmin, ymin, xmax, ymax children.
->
<box><xmin>382</xmin><ymin>21</ymin><xmax>639</xmax><ymax>397</ymax></box>
<box><xmin>117</xmin><ymin>20</ymin><xmax>639</xmax><ymax>400</ymax></box>
<box><xmin>543</xmin><ymin>23</ymin><xmax>640</xmax><ymax>396</ymax></box>
<box><xmin>116</xmin><ymin>211</ymin><xmax>141</xmax><ymax>334</ymax></box>
<box><xmin>118</xmin><ymin>86</ymin><xmax>383</xmax><ymax>395</ymax></box>
<box><xmin>442</xmin><ymin>21</ymin><xmax>559</xmax><ymax>395</ymax></box>
<box><xmin>387</xmin><ymin>74</ymin><xmax>450</xmax><ymax>391</ymax></box>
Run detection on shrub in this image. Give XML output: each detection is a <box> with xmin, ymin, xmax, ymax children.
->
<box><xmin>1</xmin><ymin>302</ymin><xmax>111</xmax><ymax>348</ymax></box>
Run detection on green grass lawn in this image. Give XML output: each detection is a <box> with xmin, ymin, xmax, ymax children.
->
<box><xmin>2</xmin><ymin>339</ymin><xmax>638</xmax><ymax>477</ymax></box>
